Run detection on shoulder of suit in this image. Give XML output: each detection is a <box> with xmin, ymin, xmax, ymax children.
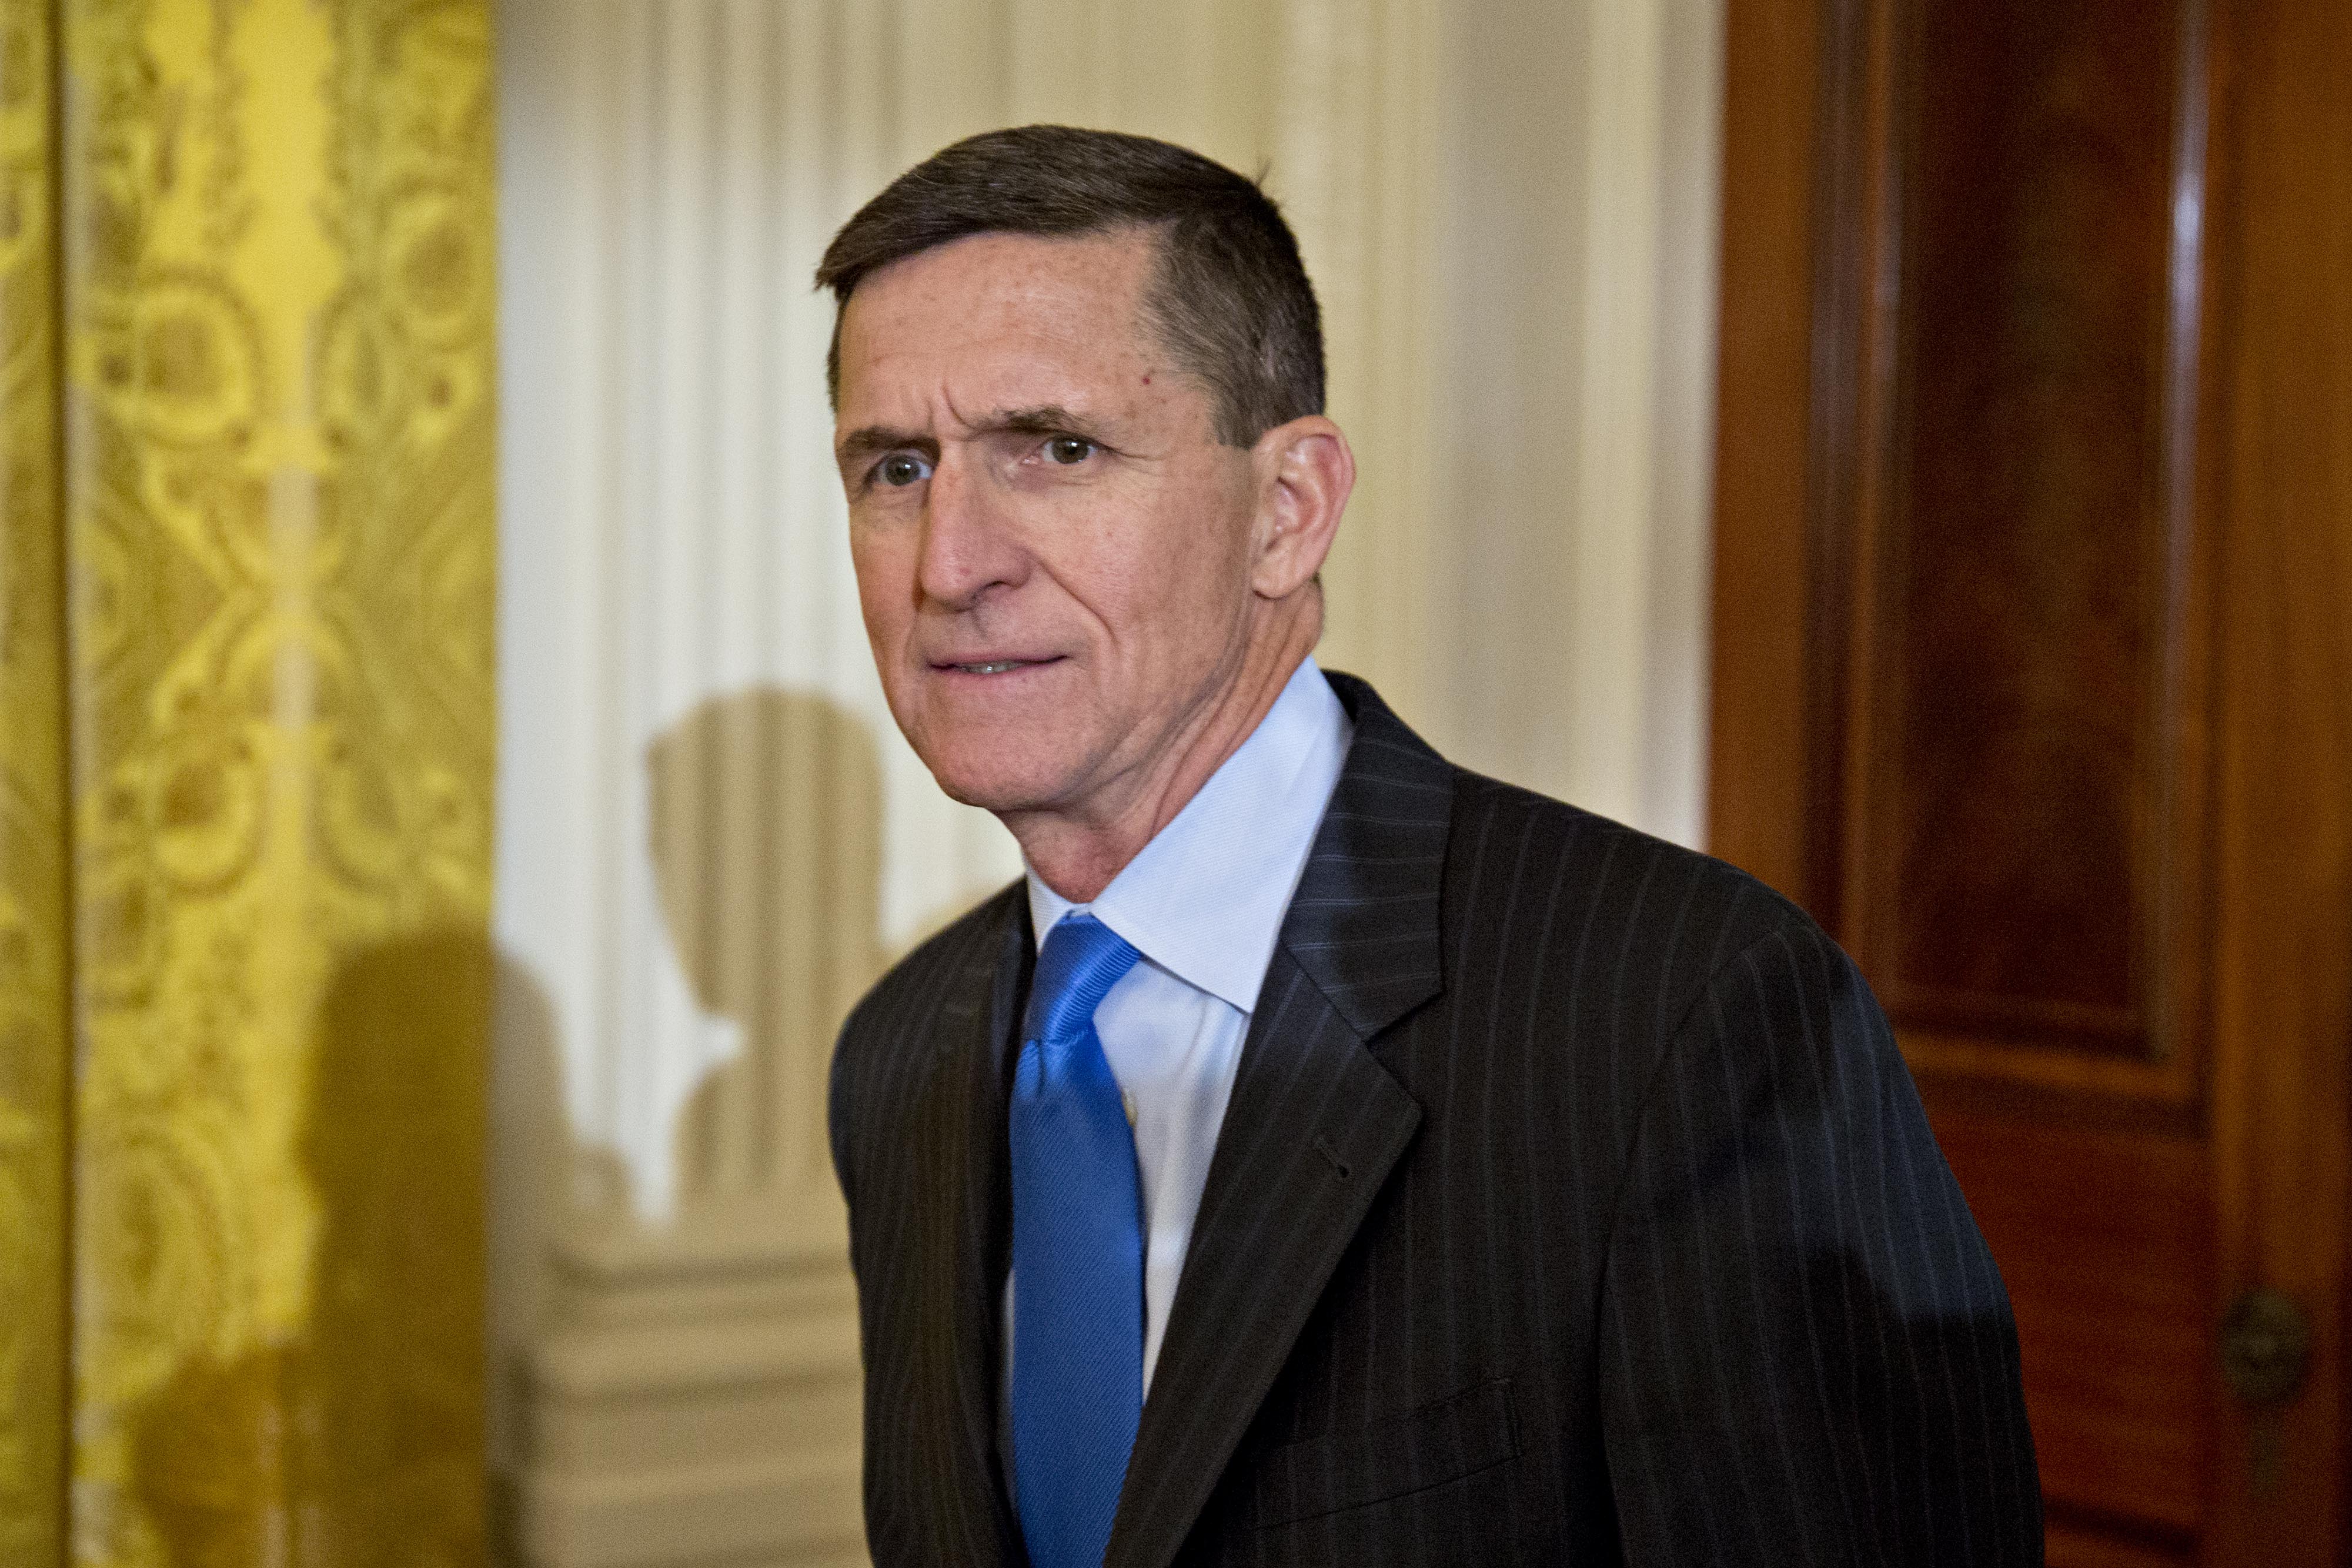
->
<box><xmin>837</xmin><ymin>877</ymin><xmax>1024</xmax><ymax>1051</ymax></box>
<box><xmin>1439</xmin><ymin>764</ymin><xmax>1837</xmax><ymax>987</ymax></box>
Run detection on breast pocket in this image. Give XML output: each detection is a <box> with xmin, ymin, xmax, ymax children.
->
<box><xmin>1238</xmin><ymin>1379</ymin><xmax>1520</xmax><ymax>1532</ymax></box>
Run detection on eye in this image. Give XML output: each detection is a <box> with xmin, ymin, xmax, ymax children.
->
<box><xmin>876</xmin><ymin>453</ymin><xmax>933</xmax><ymax>487</ymax></box>
<box><xmin>1045</xmin><ymin>435</ymin><xmax>1096</xmax><ymax>466</ymax></box>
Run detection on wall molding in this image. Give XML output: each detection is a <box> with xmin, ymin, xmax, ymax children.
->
<box><xmin>513</xmin><ymin>1211</ymin><xmax>862</xmax><ymax>1566</ymax></box>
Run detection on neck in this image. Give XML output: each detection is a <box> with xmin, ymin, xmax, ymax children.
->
<box><xmin>1008</xmin><ymin>602</ymin><xmax>1320</xmax><ymax>903</ymax></box>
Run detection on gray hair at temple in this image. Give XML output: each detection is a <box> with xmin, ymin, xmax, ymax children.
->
<box><xmin>814</xmin><ymin>124</ymin><xmax>1325</xmax><ymax>447</ymax></box>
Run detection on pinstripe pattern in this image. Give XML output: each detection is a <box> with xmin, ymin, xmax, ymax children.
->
<box><xmin>831</xmin><ymin>674</ymin><xmax>2041</xmax><ymax>1567</ymax></box>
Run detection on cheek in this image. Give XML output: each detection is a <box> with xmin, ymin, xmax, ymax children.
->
<box><xmin>850</xmin><ymin>527</ymin><xmax>914</xmax><ymax>647</ymax></box>
<box><xmin>1101</xmin><ymin>506</ymin><xmax>1254</xmax><ymax>665</ymax></box>
<box><xmin>1154</xmin><ymin>486</ymin><xmax>1257</xmax><ymax>607</ymax></box>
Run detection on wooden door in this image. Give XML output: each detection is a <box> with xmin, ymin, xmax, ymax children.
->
<box><xmin>1707</xmin><ymin>0</ymin><xmax>2352</xmax><ymax>1563</ymax></box>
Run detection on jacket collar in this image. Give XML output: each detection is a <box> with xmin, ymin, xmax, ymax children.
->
<box><xmin>927</xmin><ymin>674</ymin><xmax>1454</xmax><ymax>1568</ymax></box>
<box><xmin>1105</xmin><ymin>670</ymin><xmax>1451</xmax><ymax>1568</ymax></box>
<box><xmin>921</xmin><ymin>888</ymin><xmax>1032</xmax><ymax>1567</ymax></box>
<box><xmin>1271</xmin><ymin>670</ymin><xmax>1453</xmax><ymax>1037</ymax></box>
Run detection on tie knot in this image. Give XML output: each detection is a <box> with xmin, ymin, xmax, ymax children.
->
<box><xmin>1026</xmin><ymin>912</ymin><xmax>1142</xmax><ymax>1045</ymax></box>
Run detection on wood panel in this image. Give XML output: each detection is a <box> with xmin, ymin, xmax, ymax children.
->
<box><xmin>1933</xmin><ymin>1110</ymin><xmax>2208</xmax><ymax>1537</ymax></box>
<box><xmin>1867</xmin><ymin>0</ymin><xmax>2185</xmax><ymax>1049</ymax></box>
<box><xmin>1710</xmin><ymin>0</ymin><xmax>2352</xmax><ymax>1560</ymax></box>
<box><xmin>2046</xmin><ymin>1524</ymin><xmax>2191</xmax><ymax>1568</ymax></box>
<box><xmin>1706</xmin><ymin>0</ymin><xmax>1821</xmax><ymax>908</ymax></box>
<box><xmin>1831</xmin><ymin>0</ymin><xmax>2216</xmax><ymax>1082</ymax></box>
<box><xmin>2202</xmin><ymin>0</ymin><xmax>2352</xmax><ymax>1550</ymax></box>
<box><xmin>1726</xmin><ymin>0</ymin><xmax>2224</xmax><ymax>1078</ymax></box>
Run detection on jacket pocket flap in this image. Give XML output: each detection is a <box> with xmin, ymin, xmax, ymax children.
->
<box><xmin>1241</xmin><ymin>1378</ymin><xmax>1519</xmax><ymax>1529</ymax></box>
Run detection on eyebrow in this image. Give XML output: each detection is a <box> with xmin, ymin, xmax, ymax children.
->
<box><xmin>834</xmin><ymin>426</ymin><xmax>938</xmax><ymax>469</ymax></box>
<box><xmin>834</xmin><ymin>405</ymin><xmax>1115</xmax><ymax>470</ymax></box>
<box><xmin>987</xmin><ymin>404</ymin><xmax>1109</xmax><ymax>440</ymax></box>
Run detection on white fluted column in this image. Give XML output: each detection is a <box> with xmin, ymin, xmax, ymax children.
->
<box><xmin>1272</xmin><ymin>0</ymin><xmax>1444</xmax><ymax>727</ymax></box>
<box><xmin>493</xmin><ymin>4</ymin><xmax>997</xmax><ymax>1563</ymax></box>
<box><xmin>1423</xmin><ymin>0</ymin><xmax>1723</xmax><ymax>846</ymax></box>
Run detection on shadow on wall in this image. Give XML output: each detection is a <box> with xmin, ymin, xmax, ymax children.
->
<box><xmin>490</xmin><ymin>687</ymin><xmax>897</xmax><ymax>1559</ymax></box>
<box><xmin>129</xmin><ymin>931</ymin><xmax>493</xmax><ymax>1568</ymax></box>
<box><xmin>489</xmin><ymin>682</ymin><xmax>893</xmax><ymax>1274</ymax></box>
<box><xmin>120</xmin><ymin>689</ymin><xmax>897</xmax><ymax>1563</ymax></box>
<box><xmin>644</xmin><ymin>687</ymin><xmax>886</xmax><ymax>1203</ymax></box>
<box><xmin>486</xmin><ymin>938</ymin><xmax>567</xmax><ymax>1542</ymax></box>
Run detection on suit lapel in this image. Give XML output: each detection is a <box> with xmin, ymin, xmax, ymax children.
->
<box><xmin>1107</xmin><ymin>674</ymin><xmax>1454</xmax><ymax>1568</ymax></box>
<box><xmin>912</xmin><ymin>890</ymin><xmax>1031</xmax><ymax>1567</ymax></box>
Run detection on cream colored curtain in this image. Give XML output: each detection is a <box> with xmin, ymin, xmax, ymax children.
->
<box><xmin>0</xmin><ymin>0</ymin><xmax>499</xmax><ymax>1561</ymax></box>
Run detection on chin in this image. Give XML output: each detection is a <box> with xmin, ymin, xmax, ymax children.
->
<box><xmin>914</xmin><ymin>737</ymin><xmax>1072</xmax><ymax>817</ymax></box>
<box><xmin>895</xmin><ymin>688</ymin><xmax>1101</xmax><ymax>816</ymax></box>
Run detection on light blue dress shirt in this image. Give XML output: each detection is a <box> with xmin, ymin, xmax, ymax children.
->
<box><xmin>1013</xmin><ymin>656</ymin><xmax>1353</xmax><ymax>1395</ymax></box>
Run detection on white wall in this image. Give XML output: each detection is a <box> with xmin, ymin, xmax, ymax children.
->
<box><xmin>489</xmin><ymin>3</ymin><xmax>1721</xmax><ymax>1561</ymax></box>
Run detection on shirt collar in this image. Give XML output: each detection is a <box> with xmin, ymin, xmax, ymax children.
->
<box><xmin>1025</xmin><ymin>657</ymin><xmax>1353</xmax><ymax>1014</ymax></box>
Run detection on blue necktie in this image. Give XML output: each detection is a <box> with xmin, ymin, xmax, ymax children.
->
<box><xmin>1010</xmin><ymin>912</ymin><xmax>1146</xmax><ymax>1568</ymax></box>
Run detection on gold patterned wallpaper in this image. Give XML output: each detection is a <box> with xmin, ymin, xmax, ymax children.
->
<box><xmin>1</xmin><ymin>0</ymin><xmax>497</xmax><ymax>1561</ymax></box>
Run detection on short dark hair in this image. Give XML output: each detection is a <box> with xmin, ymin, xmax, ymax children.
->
<box><xmin>815</xmin><ymin>125</ymin><xmax>1324</xmax><ymax>447</ymax></box>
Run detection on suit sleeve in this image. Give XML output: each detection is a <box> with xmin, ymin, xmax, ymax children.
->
<box><xmin>828</xmin><ymin>1012</ymin><xmax>861</xmax><ymax>1222</ymax></box>
<box><xmin>1599</xmin><ymin>918</ymin><xmax>2043</xmax><ymax>1566</ymax></box>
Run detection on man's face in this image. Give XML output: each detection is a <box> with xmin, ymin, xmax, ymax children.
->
<box><xmin>833</xmin><ymin>228</ymin><xmax>1265</xmax><ymax>821</ymax></box>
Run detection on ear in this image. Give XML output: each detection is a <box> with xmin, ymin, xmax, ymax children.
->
<box><xmin>1248</xmin><ymin>414</ymin><xmax>1355</xmax><ymax>600</ymax></box>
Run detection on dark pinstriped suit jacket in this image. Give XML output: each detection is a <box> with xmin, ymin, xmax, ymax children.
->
<box><xmin>830</xmin><ymin>673</ymin><xmax>2041</xmax><ymax>1567</ymax></box>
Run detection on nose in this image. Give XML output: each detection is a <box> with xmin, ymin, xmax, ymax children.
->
<box><xmin>915</xmin><ymin>448</ymin><xmax>1029</xmax><ymax>611</ymax></box>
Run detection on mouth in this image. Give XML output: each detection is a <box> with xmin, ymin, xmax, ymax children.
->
<box><xmin>930</xmin><ymin>655</ymin><xmax>1065</xmax><ymax>677</ymax></box>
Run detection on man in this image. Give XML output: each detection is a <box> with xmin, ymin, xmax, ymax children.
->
<box><xmin>823</xmin><ymin>125</ymin><xmax>2040</xmax><ymax>1568</ymax></box>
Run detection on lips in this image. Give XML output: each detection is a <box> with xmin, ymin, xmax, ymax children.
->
<box><xmin>929</xmin><ymin>654</ymin><xmax>1065</xmax><ymax>676</ymax></box>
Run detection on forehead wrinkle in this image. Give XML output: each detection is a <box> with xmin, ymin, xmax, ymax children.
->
<box><xmin>940</xmin><ymin>381</ymin><xmax>980</xmax><ymax>439</ymax></box>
